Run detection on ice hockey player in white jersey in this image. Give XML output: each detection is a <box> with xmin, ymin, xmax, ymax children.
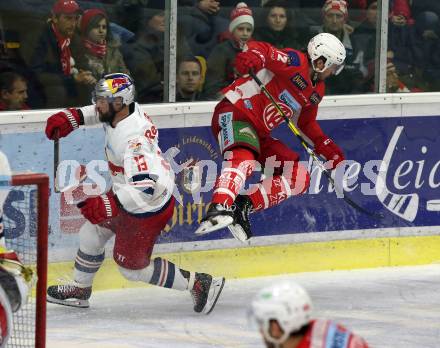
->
<box><xmin>0</xmin><ymin>150</ymin><xmax>32</xmax><ymax>347</ymax></box>
<box><xmin>44</xmin><ymin>73</ymin><xmax>225</xmax><ymax>314</ymax></box>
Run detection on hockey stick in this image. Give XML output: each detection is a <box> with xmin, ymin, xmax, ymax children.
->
<box><xmin>249</xmin><ymin>70</ymin><xmax>384</xmax><ymax>219</ymax></box>
<box><xmin>54</xmin><ymin>129</ymin><xmax>60</xmax><ymax>193</ymax></box>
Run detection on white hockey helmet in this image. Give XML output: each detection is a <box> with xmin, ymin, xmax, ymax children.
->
<box><xmin>92</xmin><ymin>73</ymin><xmax>135</xmax><ymax>106</ymax></box>
<box><xmin>307</xmin><ymin>32</ymin><xmax>346</xmax><ymax>75</ymax></box>
<box><xmin>250</xmin><ymin>281</ymin><xmax>313</xmax><ymax>345</ymax></box>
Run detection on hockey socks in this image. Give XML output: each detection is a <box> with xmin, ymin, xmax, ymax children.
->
<box><xmin>147</xmin><ymin>257</ymin><xmax>194</xmax><ymax>291</ymax></box>
<box><xmin>73</xmin><ymin>249</ymin><xmax>105</xmax><ymax>287</ymax></box>
<box><xmin>247</xmin><ymin>162</ymin><xmax>310</xmax><ymax>210</ymax></box>
<box><xmin>212</xmin><ymin>148</ymin><xmax>256</xmax><ymax>207</ymax></box>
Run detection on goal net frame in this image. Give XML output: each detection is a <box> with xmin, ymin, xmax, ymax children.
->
<box><xmin>7</xmin><ymin>173</ymin><xmax>49</xmax><ymax>348</ymax></box>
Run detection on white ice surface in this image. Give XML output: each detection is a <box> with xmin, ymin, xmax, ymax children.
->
<box><xmin>46</xmin><ymin>264</ymin><xmax>440</xmax><ymax>348</ymax></box>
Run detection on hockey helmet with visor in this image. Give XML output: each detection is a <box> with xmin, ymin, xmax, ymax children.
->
<box><xmin>92</xmin><ymin>73</ymin><xmax>135</xmax><ymax>106</ymax></box>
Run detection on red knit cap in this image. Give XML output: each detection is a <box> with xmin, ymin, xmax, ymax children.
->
<box><xmin>229</xmin><ymin>2</ymin><xmax>254</xmax><ymax>33</ymax></box>
<box><xmin>80</xmin><ymin>8</ymin><xmax>108</xmax><ymax>36</ymax></box>
<box><xmin>322</xmin><ymin>0</ymin><xmax>348</xmax><ymax>18</ymax></box>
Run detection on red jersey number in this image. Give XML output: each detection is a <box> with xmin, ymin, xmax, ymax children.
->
<box><xmin>134</xmin><ymin>155</ymin><xmax>148</xmax><ymax>171</ymax></box>
<box><xmin>144</xmin><ymin>126</ymin><xmax>157</xmax><ymax>140</ymax></box>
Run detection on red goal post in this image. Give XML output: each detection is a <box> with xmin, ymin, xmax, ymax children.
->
<box><xmin>6</xmin><ymin>173</ymin><xmax>49</xmax><ymax>348</ymax></box>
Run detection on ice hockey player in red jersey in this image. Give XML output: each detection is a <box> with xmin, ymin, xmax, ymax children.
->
<box><xmin>195</xmin><ymin>33</ymin><xmax>346</xmax><ymax>241</ymax></box>
<box><xmin>44</xmin><ymin>73</ymin><xmax>224</xmax><ymax>314</ymax></box>
<box><xmin>250</xmin><ymin>281</ymin><xmax>370</xmax><ymax>348</ymax></box>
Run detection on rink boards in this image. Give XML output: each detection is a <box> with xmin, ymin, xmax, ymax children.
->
<box><xmin>1</xmin><ymin>94</ymin><xmax>440</xmax><ymax>289</ymax></box>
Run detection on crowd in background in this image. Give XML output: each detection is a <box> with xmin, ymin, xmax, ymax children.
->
<box><xmin>0</xmin><ymin>0</ymin><xmax>439</xmax><ymax>110</ymax></box>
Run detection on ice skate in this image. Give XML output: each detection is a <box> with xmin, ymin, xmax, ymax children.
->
<box><xmin>190</xmin><ymin>273</ymin><xmax>225</xmax><ymax>314</ymax></box>
<box><xmin>47</xmin><ymin>283</ymin><xmax>92</xmax><ymax>308</ymax></box>
<box><xmin>195</xmin><ymin>203</ymin><xmax>234</xmax><ymax>235</ymax></box>
<box><xmin>228</xmin><ymin>195</ymin><xmax>253</xmax><ymax>242</ymax></box>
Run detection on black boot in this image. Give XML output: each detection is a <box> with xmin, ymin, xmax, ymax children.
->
<box><xmin>190</xmin><ymin>273</ymin><xmax>225</xmax><ymax>314</ymax></box>
<box><xmin>195</xmin><ymin>203</ymin><xmax>234</xmax><ymax>235</ymax></box>
<box><xmin>228</xmin><ymin>195</ymin><xmax>253</xmax><ymax>242</ymax></box>
<box><xmin>47</xmin><ymin>283</ymin><xmax>92</xmax><ymax>308</ymax></box>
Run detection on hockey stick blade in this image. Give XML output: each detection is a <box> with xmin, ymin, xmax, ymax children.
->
<box><xmin>249</xmin><ymin>70</ymin><xmax>384</xmax><ymax>220</ymax></box>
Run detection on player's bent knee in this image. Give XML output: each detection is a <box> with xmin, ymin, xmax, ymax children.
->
<box><xmin>78</xmin><ymin>221</ymin><xmax>109</xmax><ymax>254</ymax></box>
<box><xmin>118</xmin><ymin>267</ymin><xmax>142</xmax><ymax>281</ymax></box>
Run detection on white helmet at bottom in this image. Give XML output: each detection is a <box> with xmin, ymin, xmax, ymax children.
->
<box><xmin>250</xmin><ymin>281</ymin><xmax>313</xmax><ymax>345</ymax></box>
<box><xmin>308</xmin><ymin>33</ymin><xmax>346</xmax><ymax>75</ymax></box>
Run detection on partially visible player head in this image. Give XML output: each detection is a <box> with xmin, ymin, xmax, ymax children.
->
<box><xmin>0</xmin><ymin>251</ymin><xmax>32</xmax><ymax>313</ymax></box>
<box><xmin>229</xmin><ymin>2</ymin><xmax>254</xmax><ymax>46</ymax></box>
<box><xmin>92</xmin><ymin>73</ymin><xmax>135</xmax><ymax>124</ymax></box>
<box><xmin>250</xmin><ymin>281</ymin><xmax>313</xmax><ymax>347</ymax></box>
<box><xmin>307</xmin><ymin>32</ymin><xmax>346</xmax><ymax>81</ymax></box>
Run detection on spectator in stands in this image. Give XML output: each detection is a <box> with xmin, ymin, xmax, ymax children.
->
<box><xmin>73</xmin><ymin>9</ymin><xmax>129</xmax><ymax>83</ymax></box>
<box><xmin>0</xmin><ymin>71</ymin><xmax>29</xmax><ymax>110</ymax></box>
<box><xmin>30</xmin><ymin>0</ymin><xmax>94</xmax><ymax>108</ymax></box>
<box><xmin>388</xmin><ymin>0</ymin><xmax>416</xmax><ymax>76</ymax></box>
<box><xmin>176</xmin><ymin>56</ymin><xmax>204</xmax><ymax>101</ymax></box>
<box><xmin>413</xmin><ymin>11</ymin><xmax>440</xmax><ymax>91</ymax></box>
<box><xmin>310</xmin><ymin>0</ymin><xmax>366</xmax><ymax>94</ymax></box>
<box><xmin>179</xmin><ymin>0</ymin><xmax>229</xmax><ymax>58</ymax></box>
<box><xmin>0</xmin><ymin>28</ymin><xmax>44</xmax><ymax>108</ymax></box>
<box><xmin>123</xmin><ymin>2</ymin><xmax>193</xmax><ymax>103</ymax></box>
<box><xmin>203</xmin><ymin>2</ymin><xmax>254</xmax><ymax>100</ymax></box>
<box><xmin>122</xmin><ymin>4</ymin><xmax>166</xmax><ymax>103</ymax></box>
<box><xmin>254</xmin><ymin>0</ymin><xmax>306</xmax><ymax>50</ymax></box>
<box><xmin>352</xmin><ymin>0</ymin><xmax>377</xmax><ymax>65</ymax></box>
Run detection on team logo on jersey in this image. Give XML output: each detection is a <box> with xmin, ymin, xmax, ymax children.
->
<box><xmin>128</xmin><ymin>139</ymin><xmax>142</xmax><ymax>153</ymax></box>
<box><xmin>278</xmin><ymin>89</ymin><xmax>301</xmax><ymax>117</ymax></box>
<box><xmin>290</xmin><ymin>73</ymin><xmax>308</xmax><ymax>91</ymax></box>
<box><xmin>234</xmin><ymin>87</ymin><xmax>244</xmax><ymax>98</ymax></box>
<box><xmin>219</xmin><ymin>112</ymin><xmax>234</xmax><ymax>149</ymax></box>
<box><xmin>263</xmin><ymin>102</ymin><xmax>292</xmax><ymax>130</ymax></box>
<box><xmin>287</xmin><ymin>51</ymin><xmax>300</xmax><ymax>66</ymax></box>
<box><xmin>244</xmin><ymin>99</ymin><xmax>253</xmax><ymax>109</ymax></box>
<box><xmin>309</xmin><ymin>91</ymin><xmax>322</xmax><ymax>105</ymax></box>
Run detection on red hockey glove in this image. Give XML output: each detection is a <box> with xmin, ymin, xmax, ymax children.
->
<box><xmin>234</xmin><ymin>49</ymin><xmax>265</xmax><ymax>75</ymax></box>
<box><xmin>314</xmin><ymin>137</ymin><xmax>345</xmax><ymax>169</ymax></box>
<box><xmin>45</xmin><ymin>108</ymin><xmax>82</xmax><ymax>140</ymax></box>
<box><xmin>77</xmin><ymin>192</ymin><xmax>120</xmax><ymax>224</ymax></box>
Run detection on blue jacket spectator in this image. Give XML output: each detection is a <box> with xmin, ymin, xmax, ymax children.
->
<box><xmin>179</xmin><ymin>0</ymin><xmax>229</xmax><ymax>58</ymax></box>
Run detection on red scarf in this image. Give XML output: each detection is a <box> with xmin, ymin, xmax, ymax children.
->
<box><xmin>83</xmin><ymin>39</ymin><xmax>107</xmax><ymax>58</ymax></box>
<box><xmin>52</xmin><ymin>23</ymin><xmax>72</xmax><ymax>76</ymax></box>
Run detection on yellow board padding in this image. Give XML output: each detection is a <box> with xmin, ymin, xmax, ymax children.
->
<box><xmin>47</xmin><ymin>235</ymin><xmax>440</xmax><ymax>292</ymax></box>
